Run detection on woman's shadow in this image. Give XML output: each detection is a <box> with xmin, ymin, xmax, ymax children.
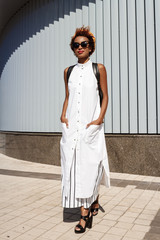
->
<box><xmin>63</xmin><ymin>204</ymin><xmax>105</xmax><ymax>222</ymax></box>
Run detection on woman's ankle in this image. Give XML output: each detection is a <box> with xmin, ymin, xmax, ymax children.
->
<box><xmin>81</xmin><ymin>207</ymin><xmax>89</xmax><ymax>216</ymax></box>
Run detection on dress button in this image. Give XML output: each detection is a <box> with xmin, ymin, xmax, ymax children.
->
<box><xmin>80</xmin><ymin>75</ymin><xmax>82</xmax><ymax>77</ymax></box>
<box><xmin>79</xmin><ymin>83</ymin><xmax>81</xmax><ymax>85</ymax></box>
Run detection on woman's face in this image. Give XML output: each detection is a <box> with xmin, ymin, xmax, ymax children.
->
<box><xmin>73</xmin><ymin>36</ymin><xmax>91</xmax><ymax>59</ymax></box>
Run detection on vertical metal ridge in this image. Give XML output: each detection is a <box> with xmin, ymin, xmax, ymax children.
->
<box><xmin>110</xmin><ymin>0</ymin><xmax>113</xmax><ymax>133</ymax></box>
<box><xmin>95</xmin><ymin>0</ymin><xmax>97</xmax><ymax>62</ymax></box>
<box><xmin>87</xmin><ymin>0</ymin><xmax>89</xmax><ymax>25</ymax></box>
<box><xmin>102</xmin><ymin>0</ymin><xmax>105</xmax><ymax>129</ymax></box>
<box><xmin>118</xmin><ymin>0</ymin><xmax>121</xmax><ymax>133</ymax></box>
<box><xmin>144</xmin><ymin>0</ymin><xmax>148</xmax><ymax>134</ymax></box>
<box><xmin>126</xmin><ymin>0</ymin><xmax>130</xmax><ymax>133</ymax></box>
<box><xmin>135</xmin><ymin>0</ymin><xmax>139</xmax><ymax>134</ymax></box>
<box><xmin>153</xmin><ymin>0</ymin><xmax>158</xmax><ymax>134</ymax></box>
<box><xmin>102</xmin><ymin>0</ymin><xmax>104</xmax><ymax>63</ymax></box>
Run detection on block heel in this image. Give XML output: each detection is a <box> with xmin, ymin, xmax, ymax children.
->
<box><xmin>86</xmin><ymin>213</ymin><xmax>93</xmax><ymax>229</ymax></box>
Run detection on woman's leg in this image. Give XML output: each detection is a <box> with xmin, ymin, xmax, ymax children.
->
<box><xmin>75</xmin><ymin>206</ymin><xmax>89</xmax><ymax>230</ymax></box>
<box><xmin>91</xmin><ymin>195</ymin><xmax>99</xmax><ymax>216</ymax></box>
<box><xmin>75</xmin><ymin>206</ymin><xmax>92</xmax><ymax>233</ymax></box>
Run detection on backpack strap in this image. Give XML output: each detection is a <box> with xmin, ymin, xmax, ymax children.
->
<box><xmin>67</xmin><ymin>65</ymin><xmax>76</xmax><ymax>83</ymax></box>
<box><xmin>92</xmin><ymin>63</ymin><xmax>103</xmax><ymax>107</ymax></box>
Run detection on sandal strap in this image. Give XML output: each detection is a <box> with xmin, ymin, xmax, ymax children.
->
<box><xmin>75</xmin><ymin>224</ymin><xmax>84</xmax><ymax>230</ymax></box>
<box><xmin>92</xmin><ymin>199</ymin><xmax>98</xmax><ymax>204</ymax></box>
<box><xmin>91</xmin><ymin>208</ymin><xmax>99</xmax><ymax>212</ymax></box>
<box><xmin>92</xmin><ymin>195</ymin><xmax>99</xmax><ymax>204</ymax></box>
<box><xmin>81</xmin><ymin>215</ymin><xmax>89</xmax><ymax>221</ymax></box>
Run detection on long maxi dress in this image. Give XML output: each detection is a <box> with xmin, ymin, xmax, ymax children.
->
<box><xmin>60</xmin><ymin>59</ymin><xmax>110</xmax><ymax>208</ymax></box>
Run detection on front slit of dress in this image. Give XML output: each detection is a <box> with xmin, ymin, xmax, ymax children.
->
<box><xmin>62</xmin><ymin>147</ymin><xmax>104</xmax><ymax>208</ymax></box>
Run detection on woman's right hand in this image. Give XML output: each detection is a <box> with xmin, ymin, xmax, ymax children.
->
<box><xmin>60</xmin><ymin>117</ymin><xmax>69</xmax><ymax>128</ymax></box>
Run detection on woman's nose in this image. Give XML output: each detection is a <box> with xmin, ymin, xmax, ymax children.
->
<box><xmin>78</xmin><ymin>44</ymin><xmax>82</xmax><ymax>49</ymax></box>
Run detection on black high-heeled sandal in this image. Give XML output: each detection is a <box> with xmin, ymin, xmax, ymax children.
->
<box><xmin>74</xmin><ymin>210</ymin><xmax>93</xmax><ymax>234</ymax></box>
<box><xmin>91</xmin><ymin>197</ymin><xmax>99</xmax><ymax>216</ymax></box>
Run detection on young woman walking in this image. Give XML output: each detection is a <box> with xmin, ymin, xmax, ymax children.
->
<box><xmin>60</xmin><ymin>26</ymin><xmax>110</xmax><ymax>233</ymax></box>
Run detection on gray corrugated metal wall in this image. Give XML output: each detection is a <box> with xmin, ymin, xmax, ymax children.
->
<box><xmin>0</xmin><ymin>0</ymin><xmax>160</xmax><ymax>134</ymax></box>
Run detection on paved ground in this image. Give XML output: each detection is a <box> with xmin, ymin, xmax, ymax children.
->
<box><xmin>0</xmin><ymin>153</ymin><xmax>160</xmax><ymax>240</ymax></box>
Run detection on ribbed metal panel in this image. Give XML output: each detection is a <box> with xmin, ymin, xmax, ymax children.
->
<box><xmin>0</xmin><ymin>0</ymin><xmax>160</xmax><ymax>134</ymax></box>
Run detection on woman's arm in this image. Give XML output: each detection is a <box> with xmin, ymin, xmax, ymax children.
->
<box><xmin>60</xmin><ymin>67</ymin><xmax>69</xmax><ymax>127</ymax></box>
<box><xmin>86</xmin><ymin>63</ymin><xmax>108</xmax><ymax>128</ymax></box>
<box><xmin>97</xmin><ymin>63</ymin><xmax>109</xmax><ymax>122</ymax></box>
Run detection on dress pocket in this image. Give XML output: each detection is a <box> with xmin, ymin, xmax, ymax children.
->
<box><xmin>61</xmin><ymin>122</ymin><xmax>68</xmax><ymax>143</ymax></box>
<box><xmin>84</xmin><ymin>124</ymin><xmax>102</xmax><ymax>144</ymax></box>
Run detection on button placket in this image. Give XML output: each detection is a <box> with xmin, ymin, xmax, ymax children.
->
<box><xmin>75</xmin><ymin>68</ymin><xmax>83</xmax><ymax>150</ymax></box>
<box><xmin>76</xmin><ymin>65</ymin><xmax>86</xmax><ymax>193</ymax></box>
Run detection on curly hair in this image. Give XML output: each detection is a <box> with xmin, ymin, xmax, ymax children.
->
<box><xmin>70</xmin><ymin>26</ymin><xmax>96</xmax><ymax>56</ymax></box>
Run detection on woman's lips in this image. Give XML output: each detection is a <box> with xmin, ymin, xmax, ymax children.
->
<box><xmin>78</xmin><ymin>51</ymin><xmax>84</xmax><ymax>54</ymax></box>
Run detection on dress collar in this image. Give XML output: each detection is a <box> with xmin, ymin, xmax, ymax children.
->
<box><xmin>77</xmin><ymin>59</ymin><xmax>92</xmax><ymax>68</ymax></box>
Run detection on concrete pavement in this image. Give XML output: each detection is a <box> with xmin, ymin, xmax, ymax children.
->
<box><xmin>0</xmin><ymin>153</ymin><xmax>160</xmax><ymax>240</ymax></box>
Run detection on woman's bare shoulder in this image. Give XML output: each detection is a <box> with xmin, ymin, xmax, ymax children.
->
<box><xmin>97</xmin><ymin>63</ymin><xmax>106</xmax><ymax>71</ymax></box>
<box><xmin>64</xmin><ymin>67</ymin><xmax>69</xmax><ymax>74</ymax></box>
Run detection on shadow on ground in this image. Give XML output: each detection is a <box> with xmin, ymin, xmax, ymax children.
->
<box><xmin>144</xmin><ymin>209</ymin><xmax>160</xmax><ymax>240</ymax></box>
<box><xmin>63</xmin><ymin>204</ymin><xmax>105</xmax><ymax>222</ymax></box>
<box><xmin>0</xmin><ymin>168</ymin><xmax>160</xmax><ymax>192</ymax></box>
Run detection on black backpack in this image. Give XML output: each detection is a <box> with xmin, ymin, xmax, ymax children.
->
<box><xmin>67</xmin><ymin>63</ymin><xmax>103</xmax><ymax>107</ymax></box>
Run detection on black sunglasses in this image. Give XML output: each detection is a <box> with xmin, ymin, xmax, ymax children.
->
<box><xmin>73</xmin><ymin>41</ymin><xmax>89</xmax><ymax>49</ymax></box>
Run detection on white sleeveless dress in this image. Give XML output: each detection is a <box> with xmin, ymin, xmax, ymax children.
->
<box><xmin>60</xmin><ymin>59</ymin><xmax>110</xmax><ymax>208</ymax></box>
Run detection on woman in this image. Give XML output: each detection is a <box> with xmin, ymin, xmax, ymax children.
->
<box><xmin>60</xmin><ymin>26</ymin><xmax>110</xmax><ymax>233</ymax></box>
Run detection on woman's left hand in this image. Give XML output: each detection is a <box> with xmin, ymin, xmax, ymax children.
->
<box><xmin>86</xmin><ymin>118</ymin><xmax>104</xmax><ymax>129</ymax></box>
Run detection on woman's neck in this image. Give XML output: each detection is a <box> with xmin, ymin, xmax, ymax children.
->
<box><xmin>78</xmin><ymin>57</ymin><xmax>90</xmax><ymax>64</ymax></box>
